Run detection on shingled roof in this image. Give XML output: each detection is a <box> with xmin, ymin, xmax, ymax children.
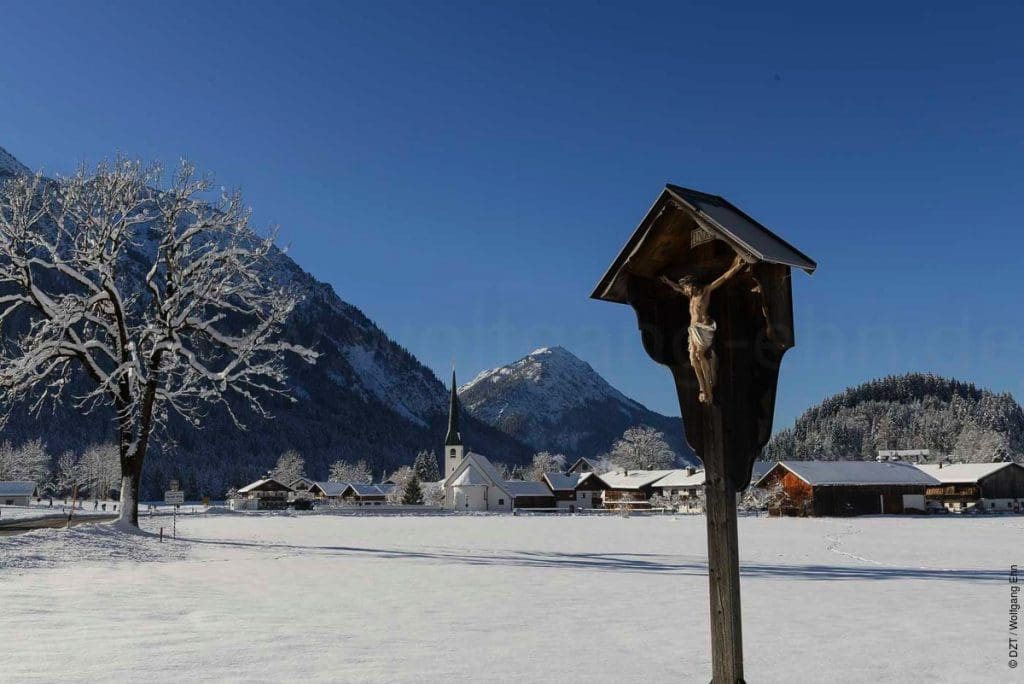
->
<box><xmin>591</xmin><ymin>184</ymin><xmax>816</xmax><ymax>304</ymax></box>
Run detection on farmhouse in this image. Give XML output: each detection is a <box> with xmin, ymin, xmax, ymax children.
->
<box><xmin>754</xmin><ymin>461</ymin><xmax>938</xmax><ymax>516</ymax></box>
<box><xmin>916</xmin><ymin>462</ymin><xmax>1024</xmax><ymax>513</ymax></box>
<box><xmin>306</xmin><ymin>481</ymin><xmax>348</xmax><ymax>502</ymax></box>
<box><xmin>0</xmin><ymin>481</ymin><xmax>38</xmax><ymax>506</ymax></box>
<box><xmin>565</xmin><ymin>457</ymin><xmax>602</xmax><ymax>475</ymax></box>
<box><xmin>232</xmin><ymin>478</ymin><xmax>294</xmax><ymax>511</ymax></box>
<box><xmin>543</xmin><ymin>472</ymin><xmax>609</xmax><ymax>511</ymax></box>
<box><xmin>289</xmin><ymin>477</ymin><xmax>316</xmax><ymax>496</ymax></box>
<box><xmin>651</xmin><ymin>468</ymin><xmax>705</xmax><ymax>510</ymax></box>
<box><xmin>600</xmin><ymin>469</ymin><xmax>676</xmax><ymax>509</ymax></box>
<box><xmin>341</xmin><ymin>483</ymin><xmax>393</xmax><ymax>505</ymax></box>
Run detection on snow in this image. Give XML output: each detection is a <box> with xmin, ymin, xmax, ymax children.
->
<box><xmin>460</xmin><ymin>345</ymin><xmax>644</xmax><ymax>418</ymax></box>
<box><xmin>765</xmin><ymin>460</ymin><xmax>941</xmax><ymax>486</ymax></box>
<box><xmin>917</xmin><ymin>462</ymin><xmax>1021</xmax><ymax>484</ymax></box>
<box><xmin>1</xmin><ymin>514</ymin><xmax>1016</xmax><ymax>682</ymax></box>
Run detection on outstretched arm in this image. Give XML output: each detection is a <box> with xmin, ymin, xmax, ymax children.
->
<box><xmin>659</xmin><ymin>275</ymin><xmax>688</xmax><ymax>296</ymax></box>
<box><xmin>707</xmin><ymin>254</ymin><xmax>747</xmax><ymax>292</ymax></box>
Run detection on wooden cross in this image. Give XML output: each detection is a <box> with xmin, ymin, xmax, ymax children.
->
<box><xmin>592</xmin><ymin>184</ymin><xmax>816</xmax><ymax>683</ymax></box>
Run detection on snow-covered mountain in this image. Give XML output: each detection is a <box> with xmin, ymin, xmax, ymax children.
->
<box><xmin>460</xmin><ymin>347</ymin><xmax>696</xmax><ymax>464</ymax></box>
<box><xmin>0</xmin><ymin>145</ymin><xmax>532</xmax><ymax>497</ymax></box>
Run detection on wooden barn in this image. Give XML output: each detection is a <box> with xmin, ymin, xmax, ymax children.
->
<box><xmin>543</xmin><ymin>472</ymin><xmax>609</xmax><ymax>511</ymax></box>
<box><xmin>754</xmin><ymin>461</ymin><xmax>938</xmax><ymax>517</ymax></box>
<box><xmin>916</xmin><ymin>462</ymin><xmax>1024</xmax><ymax>513</ymax></box>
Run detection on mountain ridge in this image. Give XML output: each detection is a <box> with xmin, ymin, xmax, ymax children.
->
<box><xmin>459</xmin><ymin>346</ymin><xmax>697</xmax><ymax>465</ymax></box>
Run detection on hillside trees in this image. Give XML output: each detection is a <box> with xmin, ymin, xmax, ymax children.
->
<box><xmin>0</xmin><ymin>160</ymin><xmax>316</xmax><ymax>526</ymax></box>
<box><xmin>763</xmin><ymin>373</ymin><xmax>1024</xmax><ymax>462</ymax></box>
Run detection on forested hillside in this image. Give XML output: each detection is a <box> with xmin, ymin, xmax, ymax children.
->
<box><xmin>763</xmin><ymin>373</ymin><xmax>1024</xmax><ymax>462</ymax></box>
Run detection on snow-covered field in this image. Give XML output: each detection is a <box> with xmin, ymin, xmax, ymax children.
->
<box><xmin>1</xmin><ymin>513</ymin><xmax>1019</xmax><ymax>682</ymax></box>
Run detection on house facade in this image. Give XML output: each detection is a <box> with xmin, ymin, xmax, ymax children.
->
<box><xmin>231</xmin><ymin>478</ymin><xmax>294</xmax><ymax>511</ymax></box>
<box><xmin>916</xmin><ymin>462</ymin><xmax>1024</xmax><ymax>513</ymax></box>
<box><xmin>0</xmin><ymin>481</ymin><xmax>38</xmax><ymax>506</ymax></box>
<box><xmin>543</xmin><ymin>472</ymin><xmax>608</xmax><ymax>511</ymax></box>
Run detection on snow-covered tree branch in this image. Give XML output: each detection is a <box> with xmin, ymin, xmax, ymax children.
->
<box><xmin>0</xmin><ymin>159</ymin><xmax>317</xmax><ymax>526</ymax></box>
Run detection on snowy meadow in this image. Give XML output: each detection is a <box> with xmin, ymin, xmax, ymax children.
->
<box><xmin>1</xmin><ymin>514</ymin><xmax>1018</xmax><ymax>683</ymax></box>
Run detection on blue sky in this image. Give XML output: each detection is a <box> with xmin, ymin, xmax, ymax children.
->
<box><xmin>1</xmin><ymin>1</ymin><xmax>1021</xmax><ymax>429</ymax></box>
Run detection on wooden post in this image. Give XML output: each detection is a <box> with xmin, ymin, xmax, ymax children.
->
<box><xmin>703</xmin><ymin>405</ymin><xmax>745</xmax><ymax>683</ymax></box>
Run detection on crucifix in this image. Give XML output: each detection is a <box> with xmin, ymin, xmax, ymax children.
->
<box><xmin>591</xmin><ymin>184</ymin><xmax>816</xmax><ymax>683</ymax></box>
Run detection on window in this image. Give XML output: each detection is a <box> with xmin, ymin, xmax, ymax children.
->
<box><xmin>498</xmin><ymin>499</ymin><xmax>504</xmax><ymax>506</ymax></box>
<box><xmin>450</xmin><ymin>448</ymin><xmax>456</xmax><ymax>456</ymax></box>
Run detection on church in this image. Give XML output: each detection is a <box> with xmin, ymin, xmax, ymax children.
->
<box><xmin>440</xmin><ymin>370</ymin><xmax>555</xmax><ymax>511</ymax></box>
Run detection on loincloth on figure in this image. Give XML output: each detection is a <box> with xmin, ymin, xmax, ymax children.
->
<box><xmin>688</xmin><ymin>321</ymin><xmax>717</xmax><ymax>355</ymax></box>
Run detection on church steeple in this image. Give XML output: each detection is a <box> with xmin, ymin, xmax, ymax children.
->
<box><xmin>444</xmin><ymin>368</ymin><xmax>462</xmax><ymax>446</ymax></box>
<box><xmin>443</xmin><ymin>367</ymin><xmax>465</xmax><ymax>480</ymax></box>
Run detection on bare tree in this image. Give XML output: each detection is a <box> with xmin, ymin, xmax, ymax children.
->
<box><xmin>54</xmin><ymin>451</ymin><xmax>82</xmax><ymax>497</ymax></box>
<box><xmin>526</xmin><ymin>451</ymin><xmax>567</xmax><ymax>481</ymax></box>
<box><xmin>328</xmin><ymin>459</ymin><xmax>372</xmax><ymax>484</ymax></box>
<box><xmin>386</xmin><ymin>465</ymin><xmax>414</xmax><ymax>503</ymax></box>
<box><xmin>0</xmin><ymin>160</ymin><xmax>316</xmax><ymax>526</ymax></box>
<box><xmin>79</xmin><ymin>442</ymin><xmax>120</xmax><ymax>500</ymax></box>
<box><xmin>0</xmin><ymin>438</ymin><xmax>50</xmax><ymax>484</ymax></box>
<box><xmin>271</xmin><ymin>449</ymin><xmax>306</xmax><ymax>485</ymax></box>
<box><xmin>608</xmin><ymin>426</ymin><xmax>675</xmax><ymax>470</ymax></box>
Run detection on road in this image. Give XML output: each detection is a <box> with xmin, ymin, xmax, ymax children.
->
<box><xmin>0</xmin><ymin>513</ymin><xmax>118</xmax><ymax>536</ymax></box>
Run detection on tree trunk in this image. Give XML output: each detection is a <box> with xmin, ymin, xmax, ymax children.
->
<box><xmin>117</xmin><ymin>456</ymin><xmax>143</xmax><ymax>527</ymax></box>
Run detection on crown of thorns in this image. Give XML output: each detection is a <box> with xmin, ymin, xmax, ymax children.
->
<box><xmin>677</xmin><ymin>275</ymin><xmax>698</xmax><ymax>287</ymax></box>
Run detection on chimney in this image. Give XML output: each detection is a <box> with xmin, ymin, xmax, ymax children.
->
<box><xmin>938</xmin><ymin>462</ymin><xmax>943</xmax><ymax>469</ymax></box>
<box><xmin>686</xmin><ymin>467</ymin><xmax>695</xmax><ymax>476</ymax></box>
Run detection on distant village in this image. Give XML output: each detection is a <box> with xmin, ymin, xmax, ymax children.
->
<box><xmin>223</xmin><ymin>375</ymin><xmax>1024</xmax><ymax>518</ymax></box>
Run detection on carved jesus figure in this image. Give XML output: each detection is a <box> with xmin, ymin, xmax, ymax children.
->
<box><xmin>660</xmin><ymin>254</ymin><xmax>747</xmax><ymax>404</ymax></box>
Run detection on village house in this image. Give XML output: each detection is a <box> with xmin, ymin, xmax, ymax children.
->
<box><xmin>916</xmin><ymin>462</ymin><xmax>1024</xmax><ymax>513</ymax></box>
<box><xmin>754</xmin><ymin>461</ymin><xmax>938</xmax><ymax>517</ymax></box>
<box><xmin>231</xmin><ymin>478</ymin><xmax>294</xmax><ymax>511</ymax></box>
<box><xmin>543</xmin><ymin>472</ymin><xmax>609</xmax><ymax>511</ymax></box>
<box><xmin>288</xmin><ymin>477</ymin><xmax>316</xmax><ymax>497</ymax></box>
<box><xmin>600</xmin><ymin>469</ymin><xmax>677</xmax><ymax>509</ymax></box>
<box><xmin>565</xmin><ymin>457</ymin><xmax>602</xmax><ymax>475</ymax></box>
<box><xmin>340</xmin><ymin>483</ymin><xmax>393</xmax><ymax>506</ymax></box>
<box><xmin>306</xmin><ymin>481</ymin><xmax>348</xmax><ymax>502</ymax></box>
<box><xmin>651</xmin><ymin>468</ymin><xmax>705</xmax><ymax>511</ymax></box>
<box><xmin>0</xmin><ymin>481</ymin><xmax>38</xmax><ymax>506</ymax></box>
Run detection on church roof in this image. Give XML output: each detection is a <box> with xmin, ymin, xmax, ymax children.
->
<box><xmin>452</xmin><ymin>467</ymin><xmax>489</xmax><ymax>486</ymax></box>
<box><xmin>444</xmin><ymin>368</ymin><xmax>463</xmax><ymax>446</ymax></box>
<box><xmin>505</xmin><ymin>480</ymin><xmax>554</xmax><ymax>498</ymax></box>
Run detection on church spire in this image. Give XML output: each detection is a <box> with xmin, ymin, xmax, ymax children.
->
<box><xmin>444</xmin><ymin>367</ymin><xmax>462</xmax><ymax>446</ymax></box>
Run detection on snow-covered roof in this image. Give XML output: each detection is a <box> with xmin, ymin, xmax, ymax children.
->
<box><xmin>452</xmin><ymin>467</ymin><xmax>490</xmax><ymax>486</ymax></box>
<box><xmin>237</xmin><ymin>478</ymin><xmax>293</xmax><ymax>494</ymax></box>
<box><xmin>505</xmin><ymin>480</ymin><xmax>554</xmax><ymax>498</ymax></box>
<box><xmin>566</xmin><ymin>457</ymin><xmax>602</xmax><ymax>474</ymax></box>
<box><xmin>544</xmin><ymin>472</ymin><xmax>591</xmax><ymax>491</ymax></box>
<box><xmin>599</xmin><ymin>469</ymin><xmax>675</xmax><ymax>490</ymax></box>
<box><xmin>309</xmin><ymin>481</ymin><xmax>348</xmax><ymax>497</ymax></box>
<box><xmin>289</xmin><ymin>477</ymin><xmax>315</xmax><ymax>489</ymax></box>
<box><xmin>652</xmin><ymin>469</ymin><xmax>705</xmax><ymax>488</ymax></box>
<box><xmin>916</xmin><ymin>462</ymin><xmax>1022</xmax><ymax>484</ymax></box>
<box><xmin>344</xmin><ymin>484</ymin><xmax>389</xmax><ymax>498</ymax></box>
<box><xmin>0</xmin><ymin>481</ymin><xmax>37</xmax><ymax>496</ymax></box>
<box><xmin>749</xmin><ymin>461</ymin><xmax>775</xmax><ymax>481</ymax></box>
<box><xmin>758</xmin><ymin>461</ymin><xmax>939</xmax><ymax>487</ymax></box>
